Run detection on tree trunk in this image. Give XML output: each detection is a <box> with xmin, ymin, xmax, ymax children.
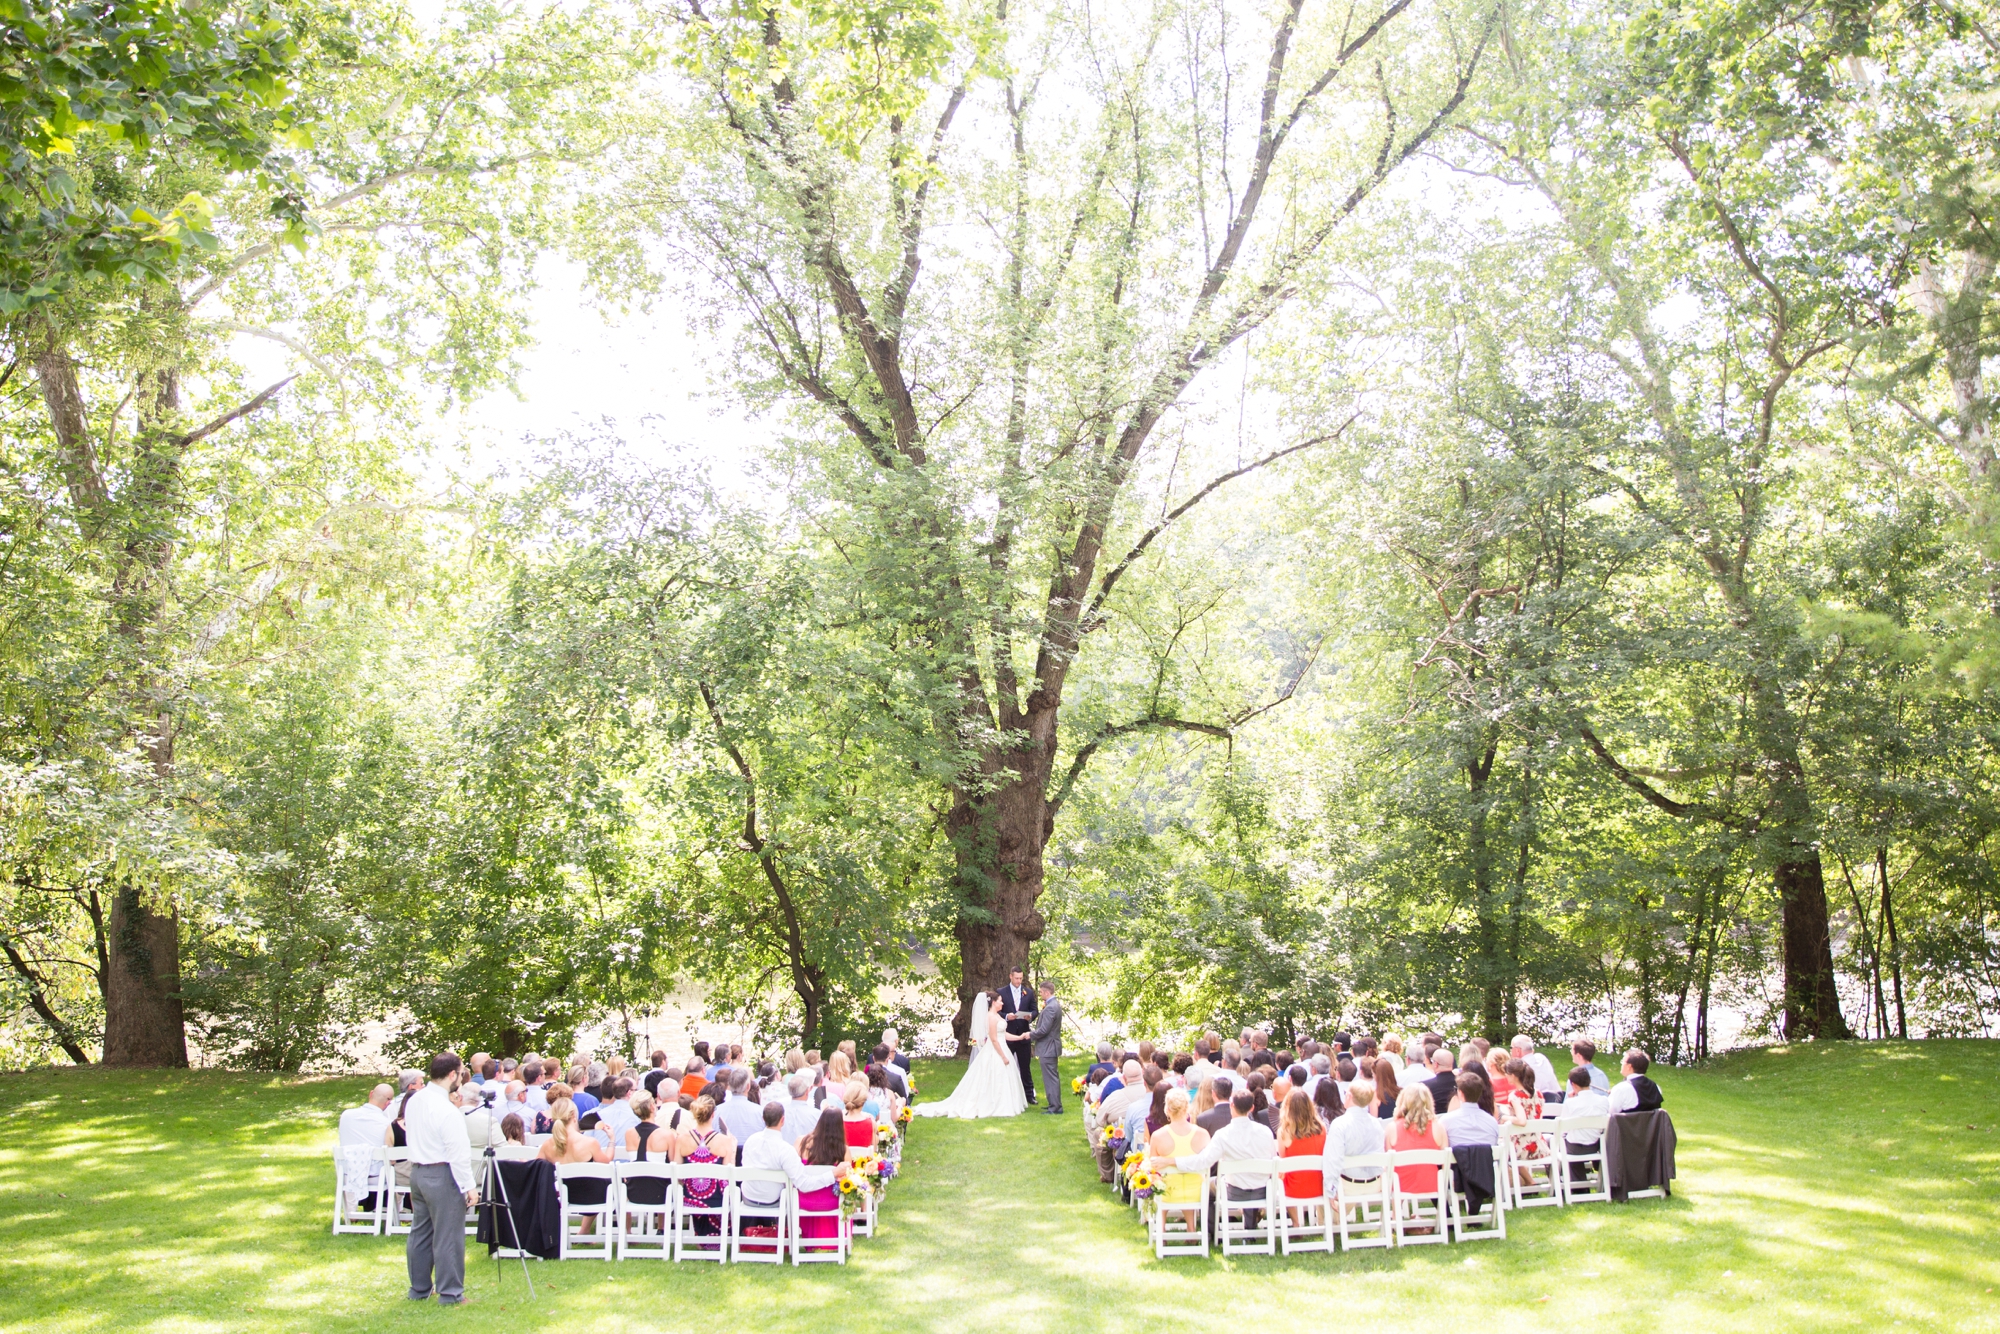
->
<box><xmin>102</xmin><ymin>886</ymin><xmax>189</xmax><ymax>1067</ymax></box>
<box><xmin>947</xmin><ymin>764</ymin><xmax>1050</xmax><ymax>1052</ymax></box>
<box><xmin>1466</xmin><ymin>738</ymin><xmax>1503</xmax><ymax>1042</ymax></box>
<box><xmin>1878</xmin><ymin>845</ymin><xmax>1907</xmax><ymax>1038</ymax></box>
<box><xmin>1774</xmin><ymin>853</ymin><xmax>1850</xmax><ymax>1040</ymax></box>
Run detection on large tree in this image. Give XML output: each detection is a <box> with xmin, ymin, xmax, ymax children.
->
<box><xmin>635</xmin><ymin>0</ymin><xmax>1494</xmax><ymax>1044</ymax></box>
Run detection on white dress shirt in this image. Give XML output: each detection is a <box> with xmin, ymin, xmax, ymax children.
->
<box><xmin>1559</xmin><ymin>1088</ymin><xmax>1611</xmax><ymax>1145</ymax></box>
<box><xmin>781</xmin><ymin>1098</ymin><xmax>819</xmax><ymax>1146</ymax></box>
<box><xmin>1322</xmin><ymin>1105</ymin><xmax>1386</xmax><ymax>1180</ymax></box>
<box><xmin>1174</xmin><ymin>1113</ymin><xmax>1278</xmax><ymax>1193</ymax></box>
<box><xmin>337</xmin><ymin>1104</ymin><xmax>391</xmax><ymax>1186</ymax></box>
<box><xmin>739</xmin><ymin>1127</ymin><xmax>838</xmax><ymax>1207</ymax></box>
<box><xmin>598</xmin><ymin>1097</ymin><xmax>640</xmax><ymax>1146</ymax></box>
<box><xmin>1608</xmin><ymin>1078</ymin><xmax>1644</xmax><ymax>1114</ymax></box>
<box><xmin>1525</xmin><ymin>1051</ymin><xmax>1559</xmax><ymax>1098</ymax></box>
<box><xmin>403</xmin><ymin>1084</ymin><xmax>474</xmax><ymax>1193</ymax></box>
<box><xmin>719</xmin><ymin>1093</ymin><xmax>765</xmax><ymax>1145</ymax></box>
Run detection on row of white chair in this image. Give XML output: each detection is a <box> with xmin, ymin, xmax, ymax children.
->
<box><xmin>1108</xmin><ymin>1113</ymin><xmax>1618</xmax><ymax>1259</ymax></box>
<box><xmin>335</xmin><ymin>1149</ymin><xmax>875</xmax><ymax>1264</ymax></box>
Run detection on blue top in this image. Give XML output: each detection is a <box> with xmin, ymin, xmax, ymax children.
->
<box><xmin>571</xmin><ymin>1090</ymin><xmax>600</xmax><ymax>1114</ymax></box>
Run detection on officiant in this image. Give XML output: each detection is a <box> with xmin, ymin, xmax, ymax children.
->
<box><xmin>1000</xmin><ymin>967</ymin><xmax>1039</xmax><ymax>1104</ymax></box>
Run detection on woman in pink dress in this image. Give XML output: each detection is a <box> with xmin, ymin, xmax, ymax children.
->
<box><xmin>797</xmin><ymin>1108</ymin><xmax>853</xmax><ymax>1250</ymax></box>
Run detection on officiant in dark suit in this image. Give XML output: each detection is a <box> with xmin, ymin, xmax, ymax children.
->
<box><xmin>1000</xmin><ymin>966</ymin><xmax>1039</xmax><ymax>1104</ymax></box>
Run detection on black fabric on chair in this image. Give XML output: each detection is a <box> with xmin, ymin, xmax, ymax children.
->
<box><xmin>1451</xmin><ymin>1145</ymin><xmax>1497</xmax><ymax>1214</ymax></box>
<box><xmin>477</xmin><ymin>1158</ymin><xmax>560</xmax><ymax>1259</ymax></box>
<box><xmin>1604</xmin><ymin>1109</ymin><xmax>1677</xmax><ymax>1201</ymax></box>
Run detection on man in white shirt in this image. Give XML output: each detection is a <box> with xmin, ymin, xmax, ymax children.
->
<box><xmin>337</xmin><ymin>1084</ymin><xmax>393</xmax><ymax>1206</ymax></box>
<box><xmin>596</xmin><ymin>1077</ymin><xmax>641</xmax><ymax>1149</ymax></box>
<box><xmin>1558</xmin><ymin>1067</ymin><xmax>1611</xmax><ymax>1146</ymax></box>
<box><xmin>1322</xmin><ymin>1079</ymin><xmax>1385</xmax><ymax>1182</ymax></box>
<box><xmin>1511</xmin><ymin>1035</ymin><xmax>1560</xmax><ymax>1103</ymax></box>
<box><xmin>1607</xmin><ymin>1049</ymin><xmax>1664</xmax><ymax>1113</ymax></box>
<box><xmin>779</xmin><ymin>1072</ymin><xmax>819</xmax><ymax>1145</ymax></box>
<box><xmin>718</xmin><ymin>1068</ymin><xmax>765</xmax><ymax>1144</ymax></box>
<box><xmin>1300</xmin><ymin>1053</ymin><xmax>1332</xmax><ymax>1102</ymax></box>
<box><xmin>1170</xmin><ymin>1090</ymin><xmax>1280</xmax><ymax>1226</ymax></box>
<box><xmin>402</xmin><ymin>1053</ymin><xmax>475</xmax><ymax>1305</ymax></box>
<box><xmin>739</xmin><ymin>1102</ymin><xmax>839</xmax><ymax>1245</ymax></box>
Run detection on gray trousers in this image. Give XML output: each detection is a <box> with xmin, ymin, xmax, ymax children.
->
<box><xmin>1039</xmin><ymin>1053</ymin><xmax>1062</xmax><ymax>1112</ymax></box>
<box><xmin>406</xmin><ymin>1163</ymin><xmax>467</xmax><ymax>1301</ymax></box>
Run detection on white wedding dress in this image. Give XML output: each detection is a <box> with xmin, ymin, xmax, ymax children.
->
<box><xmin>914</xmin><ymin>992</ymin><xmax>1029</xmax><ymax>1120</ymax></box>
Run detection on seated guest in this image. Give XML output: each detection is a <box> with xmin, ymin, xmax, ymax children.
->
<box><xmin>567</xmin><ymin>1066</ymin><xmax>600</xmax><ymax>1115</ymax></box>
<box><xmin>337</xmin><ymin>1083</ymin><xmax>393</xmax><ymax>1206</ymax></box>
<box><xmin>495</xmin><ymin>1112</ymin><xmax>538</xmax><ymax>1161</ymax></box>
<box><xmin>1245</xmin><ymin>1071</ymin><xmax>1276</xmax><ymax>1131</ymax></box>
<box><xmin>795</xmin><ymin>1108</ymin><xmax>855</xmax><ymax>1250</ymax></box>
<box><xmin>1311</xmin><ymin>1076</ymin><xmax>1341</xmax><ymax>1128</ymax></box>
<box><xmin>1093</xmin><ymin>1061</ymin><xmax>1151</xmax><ymax>1181</ymax></box>
<box><xmin>594</xmin><ymin>1077</ymin><xmax>639</xmax><ymax>1148</ymax></box>
<box><xmin>1323</xmin><ymin>1078</ymin><xmax>1385</xmax><ymax>1183</ymax></box>
<box><xmin>623</xmin><ymin>1096</ymin><xmax>672</xmax><ymax>1160</ymax></box>
<box><xmin>1389</xmin><ymin>1086</ymin><xmax>1449</xmax><ymax>1195</ymax></box>
<box><xmin>1166</xmin><ymin>1090</ymin><xmax>1279</xmax><ymax>1227</ymax></box>
<box><xmin>1147</xmin><ymin>1089</ymin><xmax>1209</xmax><ymax>1229</ymax></box>
<box><xmin>1172</xmin><ymin>1053</ymin><xmax>1194</xmax><ymax>1088</ymax></box>
<box><xmin>678</xmin><ymin>1056</ymin><xmax>709</xmax><ymax>1100</ymax></box>
<box><xmin>882</xmin><ymin>1029</ymin><xmax>912</xmax><ymax>1075</ymax></box>
<box><xmin>870</xmin><ymin>1044</ymin><xmax>909</xmax><ymax>1097</ymax></box>
<box><xmin>1558</xmin><ymin>1066</ymin><xmax>1611</xmax><ymax>1167</ymax></box>
<box><xmin>670</xmin><ymin>1095</ymin><xmax>735</xmax><ymax>1236</ymax></box>
<box><xmin>739</xmin><ymin>1101</ymin><xmax>840</xmax><ymax>1246</ymax></box>
<box><xmin>1195</xmin><ymin>1076</ymin><xmax>1235</xmax><ymax>1135</ymax></box>
<box><xmin>1380</xmin><ymin>1035</ymin><xmax>1406</xmax><ymax>1075</ymax></box>
<box><xmin>1484</xmin><ymin>1049</ymin><xmax>1524</xmax><ymax>1107</ymax></box>
<box><xmin>1570</xmin><ymin>1038</ymin><xmax>1610</xmax><ymax>1093</ymax></box>
<box><xmin>1422</xmin><ymin>1046</ymin><xmax>1460</xmax><ymax>1116</ymax></box>
<box><xmin>865</xmin><ymin>1064</ymin><xmax>900</xmax><ymax>1124</ymax></box>
<box><xmin>780</xmin><ymin>1072</ymin><xmax>819</xmax><ymax>1145</ymax></box>
<box><xmin>1512</xmin><ymin>1034</ymin><xmax>1560</xmax><ymax>1102</ymax></box>
<box><xmin>540</xmin><ymin>1095</ymin><xmax>611</xmax><ymax>1232</ymax></box>
<box><xmin>1371</xmin><ymin>1058</ymin><xmax>1400</xmax><ymax>1120</ymax></box>
<box><xmin>1441</xmin><ymin>1073</ymin><xmax>1500</xmax><ymax>1147</ymax></box>
<box><xmin>1183</xmin><ymin>1040</ymin><xmax>1217</xmax><ymax>1091</ymax></box>
<box><xmin>840</xmin><ymin>1080</ymin><xmax>877</xmax><ymax>1161</ymax></box>
<box><xmin>1086</xmin><ymin>1043</ymin><xmax>1117</xmax><ymax>1083</ymax></box>
<box><xmin>495</xmin><ymin>1079</ymin><xmax>530</xmax><ymax>1127</ymax></box>
<box><xmin>642</xmin><ymin>1050</ymin><xmax>672</xmax><ymax>1098</ymax></box>
<box><xmin>1098</xmin><ymin>1056</ymin><xmax>1128</xmax><ymax>1101</ymax></box>
<box><xmin>1500</xmin><ymin>1059</ymin><xmax>1542</xmax><ymax>1120</ymax></box>
<box><xmin>1276</xmin><ymin>1089</ymin><xmax>1327</xmax><ymax>1208</ymax></box>
<box><xmin>1302</xmin><ymin>1053</ymin><xmax>1332</xmax><ymax>1100</ymax></box>
<box><xmin>1608</xmin><ymin>1049</ymin><xmax>1664</xmax><ymax>1112</ymax></box>
<box><xmin>718</xmin><ymin>1067</ymin><xmax>764</xmax><ymax>1145</ymax></box>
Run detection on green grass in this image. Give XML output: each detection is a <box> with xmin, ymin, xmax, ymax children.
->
<box><xmin>0</xmin><ymin>1042</ymin><xmax>1996</xmax><ymax>1333</ymax></box>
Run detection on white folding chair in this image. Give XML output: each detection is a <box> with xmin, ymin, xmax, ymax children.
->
<box><xmin>1334</xmin><ymin>1153</ymin><xmax>1394</xmax><ymax>1250</ymax></box>
<box><xmin>1390</xmin><ymin>1149</ymin><xmax>1453</xmax><ymax>1246</ymax></box>
<box><xmin>673</xmin><ymin>1164</ymin><xmax>731</xmax><ymax>1261</ymax></box>
<box><xmin>380</xmin><ymin>1146</ymin><xmax>414</xmax><ymax>1235</ymax></box>
<box><xmin>1503</xmin><ymin>1123</ymin><xmax>1561</xmax><ymax>1209</ymax></box>
<box><xmin>790</xmin><ymin>1185</ymin><xmax>850</xmax><ymax>1265</ymax></box>
<box><xmin>555</xmin><ymin>1162</ymin><xmax>617</xmax><ymax>1260</ymax></box>
<box><xmin>1217</xmin><ymin>1159</ymin><xmax>1280</xmax><ymax>1256</ymax></box>
<box><xmin>1148</xmin><ymin>1171</ymin><xmax>1209</xmax><ymax>1259</ymax></box>
<box><xmin>526</xmin><ymin>1133</ymin><xmax>552</xmax><ymax>1149</ymax></box>
<box><xmin>730</xmin><ymin>1169</ymin><xmax>792</xmax><ymax>1264</ymax></box>
<box><xmin>332</xmin><ymin>1146</ymin><xmax>384</xmax><ymax>1235</ymax></box>
<box><xmin>615</xmin><ymin>1161</ymin><xmax>675</xmax><ymax>1260</ymax></box>
<box><xmin>1276</xmin><ymin>1160</ymin><xmax>1333</xmax><ymax>1254</ymax></box>
<box><xmin>1451</xmin><ymin>1150</ymin><xmax>1507</xmax><ymax>1241</ymax></box>
<box><xmin>1554</xmin><ymin>1115</ymin><xmax>1609</xmax><ymax>1204</ymax></box>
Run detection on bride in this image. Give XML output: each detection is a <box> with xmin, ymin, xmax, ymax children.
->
<box><xmin>914</xmin><ymin>991</ymin><xmax>1029</xmax><ymax>1120</ymax></box>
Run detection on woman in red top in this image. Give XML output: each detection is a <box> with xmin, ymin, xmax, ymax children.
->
<box><xmin>1484</xmin><ymin>1049</ymin><xmax>1523</xmax><ymax>1108</ymax></box>
<box><xmin>1389</xmin><ymin>1085</ymin><xmax>1449</xmax><ymax>1194</ymax></box>
<box><xmin>840</xmin><ymin>1080</ymin><xmax>876</xmax><ymax>1160</ymax></box>
<box><xmin>1276</xmin><ymin>1089</ymin><xmax>1327</xmax><ymax>1212</ymax></box>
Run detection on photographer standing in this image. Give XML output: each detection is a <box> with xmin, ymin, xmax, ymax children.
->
<box><xmin>404</xmin><ymin>1052</ymin><xmax>476</xmax><ymax>1305</ymax></box>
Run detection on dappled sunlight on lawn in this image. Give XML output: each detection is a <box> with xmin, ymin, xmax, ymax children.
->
<box><xmin>0</xmin><ymin>1048</ymin><xmax>1994</xmax><ymax>1332</ymax></box>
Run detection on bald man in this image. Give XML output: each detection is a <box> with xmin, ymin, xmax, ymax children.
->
<box><xmin>338</xmin><ymin>1083</ymin><xmax>395</xmax><ymax>1208</ymax></box>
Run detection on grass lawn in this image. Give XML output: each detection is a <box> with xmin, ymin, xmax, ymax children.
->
<box><xmin>0</xmin><ymin>1041</ymin><xmax>1995</xmax><ymax>1334</ymax></box>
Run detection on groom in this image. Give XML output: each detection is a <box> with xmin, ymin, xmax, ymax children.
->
<box><xmin>1000</xmin><ymin>967</ymin><xmax>1038</xmax><ymax>1105</ymax></box>
<box><xmin>1030</xmin><ymin>980</ymin><xmax>1064</xmax><ymax>1114</ymax></box>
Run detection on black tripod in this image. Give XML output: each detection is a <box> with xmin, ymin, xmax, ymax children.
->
<box><xmin>476</xmin><ymin>1146</ymin><xmax>537</xmax><ymax>1300</ymax></box>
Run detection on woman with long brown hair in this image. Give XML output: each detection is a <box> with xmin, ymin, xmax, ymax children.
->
<box><xmin>1276</xmin><ymin>1088</ymin><xmax>1328</xmax><ymax>1208</ymax></box>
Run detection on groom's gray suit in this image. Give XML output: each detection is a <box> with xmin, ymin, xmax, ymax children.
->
<box><xmin>1029</xmin><ymin>995</ymin><xmax>1064</xmax><ymax>1112</ymax></box>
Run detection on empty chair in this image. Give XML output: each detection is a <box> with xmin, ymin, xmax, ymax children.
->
<box><xmin>1554</xmin><ymin>1113</ymin><xmax>1610</xmax><ymax>1204</ymax></box>
<box><xmin>1334</xmin><ymin>1152</ymin><xmax>1394</xmax><ymax>1250</ymax></box>
<box><xmin>1390</xmin><ymin>1148</ymin><xmax>1453</xmax><ymax>1246</ymax></box>
<box><xmin>1147</xmin><ymin>1171</ymin><xmax>1209</xmax><ymax>1259</ymax></box>
<box><xmin>674</xmin><ymin>1163</ymin><xmax>731</xmax><ymax>1262</ymax></box>
<box><xmin>615</xmin><ymin>1160</ymin><xmax>674</xmax><ymax>1260</ymax></box>
<box><xmin>555</xmin><ymin>1161</ymin><xmax>617</xmax><ymax>1260</ymax></box>
<box><xmin>1216</xmin><ymin>1159</ymin><xmax>1280</xmax><ymax>1256</ymax></box>
<box><xmin>730</xmin><ymin>1168</ymin><xmax>792</xmax><ymax>1263</ymax></box>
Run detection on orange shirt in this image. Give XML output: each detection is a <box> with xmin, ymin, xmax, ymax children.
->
<box><xmin>679</xmin><ymin>1073</ymin><xmax>707</xmax><ymax>1099</ymax></box>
